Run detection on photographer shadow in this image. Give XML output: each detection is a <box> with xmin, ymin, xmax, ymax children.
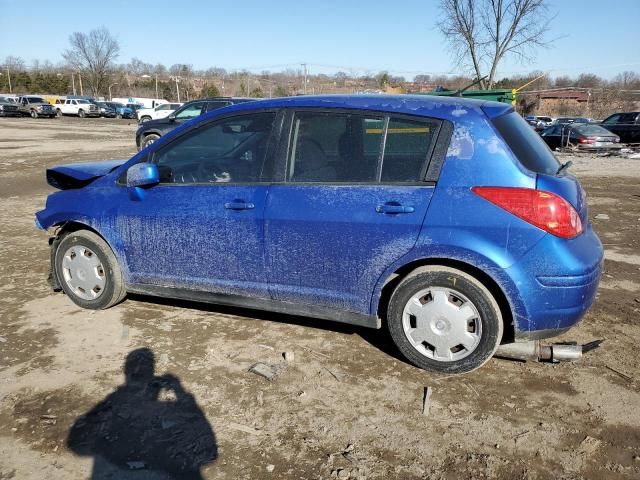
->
<box><xmin>67</xmin><ymin>348</ymin><xmax>217</xmax><ymax>479</ymax></box>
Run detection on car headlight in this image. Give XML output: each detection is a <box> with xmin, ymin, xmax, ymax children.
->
<box><xmin>0</xmin><ymin>105</ymin><xmax>4</xmax><ymax>111</ymax></box>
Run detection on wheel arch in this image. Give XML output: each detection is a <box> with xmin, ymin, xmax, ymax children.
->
<box><xmin>52</xmin><ymin>219</ymin><xmax>129</xmax><ymax>275</ymax></box>
<box><xmin>374</xmin><ymin>256</ymin><xmax>516</xmax><ymax>344</ymax></box>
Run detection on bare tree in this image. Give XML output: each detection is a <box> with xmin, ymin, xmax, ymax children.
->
<box><xmin>439</xmin><ymin>0</ymin><xmax>553</xmax><ymax>88</ymax></box>
<box><xmin>63</xmin><ymin>27</ymin><xmax>120</xmax><ymax>96</ymax></box>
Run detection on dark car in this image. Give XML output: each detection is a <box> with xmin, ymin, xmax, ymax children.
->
<box><xmin>135</xmin><ymin>97</ymin><xmax>254</xmax><ymax>150</ymax></box>
<box><xmin>541</xmin><ymin>123</ymin><xmax>620</xmax><ymax>150</ymax></box>
<box><xmin>36</xmin><ymin>95</ymin><xmax>603</xmax><ymax>375</ymax></box>
<box><xmin>94</xmin><ymin>101</ymin><xmax>117</xmax><ymax>118</ymax></box>
<box><xmin>0</xmin><ymin>96</ymin><xmax>20</xmax><ymax>117</ymax></box>
<box><xmin>600</xmin><ymin>112</ymin><xmax>640</xmax><ymax>144</ymax></box>
<box><xmin>104</xmin><ymin>102</ymin><xmax>136</xmax><ymax>119</ymax></box>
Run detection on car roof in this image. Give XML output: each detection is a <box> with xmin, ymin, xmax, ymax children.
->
<box><xmin>201</xmin><ymin>94</ymin><xmax>512</xmax><ymax>122</ymax></box>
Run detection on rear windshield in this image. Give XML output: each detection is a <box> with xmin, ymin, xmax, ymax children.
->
<box><xmin>575</xmin><ymin>124</ymin><xmax>612</xmax><ymax>135</ymax></box>
<box><xmin>492</xmin><ymin>112</ymin><xmax>560</xmax><ymax>175</ymax></box>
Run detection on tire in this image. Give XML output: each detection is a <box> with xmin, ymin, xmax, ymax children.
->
<box><xmin>56</xmin><ymin>109</ymin><xmax>62</xmax><ymax>117</ymax></box>
<box><xmin>78</xmin><ymin>109</ymin><xmax>86</xmax><ymax>118</ymax></box>
<box><xmin>140</xmin><ymin>116</ymin><xmax>152</xmax><ymax>123</ymax></box>
<box><xmin>141</xmin><ymin>133</ymin><xmax>160</xmax><ymax>149</ymax></box>
<box><xmin>387</xmin><ymin>266</ymin><xmax>503</xmax><ymax>375</ymax></box>
<box><xmin>116</xmin><ymin>113</ymin><xmax>122</xmax><ymax>119</ymax></box>
<box><xmin>54</xmin><ymin>230</ymin><xmax>126</xmax><ymax>310</ymax></box>
<box><xmin>30</xmin><ymin>109</ymin><xmax>38</xmax><ymax>118</ymax></box>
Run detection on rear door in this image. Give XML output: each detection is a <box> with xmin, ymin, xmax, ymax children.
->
<box><xmin>264</xmin><ymin>109</ymin><xmax>442</xmax><ymax>315</ymax></box>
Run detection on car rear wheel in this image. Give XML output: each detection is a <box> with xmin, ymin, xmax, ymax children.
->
<box><xmin>30</xmin><ymin>109</ymin><xmax>38</xmax><ymax>118</ymax></box>
<box><xmin>140</xmin><ymin>116</ymin><xmax>152</xmax><ymax>123</ymax></box>
<box><xmin>141</xmin><ymin>133</ymin><xmax>160</xmax><ymax>149</ymax></box>
<box><xmin>56</xmin><ymin>109</ymin><xmax>62</xmax><ymax>117</ymax></box>
<box><xmin>54</xmin><ymin>230</ymin><xmax>126</xmax><ymax>310</ymax></box>
<box><xmin>78</xmin><ymin>109</ymin><xmax>86</xmax><ymax>118</ymax></box>
<box><xmin>387</xmin><ymin>266</ymin><xmax>503</xmax><ymax>374</ymax></box>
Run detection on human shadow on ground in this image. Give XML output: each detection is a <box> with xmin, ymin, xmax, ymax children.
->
<box><xmin>67</xmin><ymin>347</ymin><xmax>217</xmax><ymax>479</ymax></box>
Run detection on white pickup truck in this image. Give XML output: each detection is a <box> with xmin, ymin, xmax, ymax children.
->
<box><xmin>54</xmin><ymin>98</ymin><xmax>100</xmax><ymax>118</ymax></box>
<box><xmin>137</xmin><ymin>102</ymin><xmax>183</xmax><ymax>123</ymax></box>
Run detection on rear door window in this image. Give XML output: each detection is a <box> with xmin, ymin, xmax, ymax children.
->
<box><xmin>492</xmin><ymin>112</ymin><xmax>560</xmax><ymax>175</ymax></box>
<box><xmin>287</xmin><ymin>111</ymin><xmax>383</xmax><ymax>182</ymax></box>
<box><xmin>381</xmin><ymin>118</ymin><xmax>436</xmax><ymax>182</ymax></box>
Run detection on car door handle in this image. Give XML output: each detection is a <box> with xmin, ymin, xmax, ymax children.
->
<box><xmin>224</xmin><ymin>200</ymin><xmax>255</xmax><ymax>210</ymax></box>
<box><xmin>376</xmin><ymin>203</ymin><xmax>415</xmax><ymax>214</ymax></box>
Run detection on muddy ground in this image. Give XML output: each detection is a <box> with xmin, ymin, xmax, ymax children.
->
<box><xmin>0</xmin><ymin>117</ymin><xmax>638</xmax><ymax>480</ymax></box>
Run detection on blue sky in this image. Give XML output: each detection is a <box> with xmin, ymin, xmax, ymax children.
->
<box><xmin>1</xmin><ymin>0</ymin><xmax>638</xmax><ymax>79</ymax></box>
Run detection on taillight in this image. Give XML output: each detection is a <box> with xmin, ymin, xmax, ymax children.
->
<box><xmin>472</xmin><ymin>187</ymin><xmax>583</xmax><ymax>239</ymax></box>
<box><xmin>578</xmin><ymin>137</ymin><xmax>595</xmax><ymax>144</ymax></box>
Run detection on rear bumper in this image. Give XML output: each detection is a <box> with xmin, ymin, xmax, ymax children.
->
<box><xmin>505</xmin><ymin>224</ymin><xmax>603</xmax><ymax>339</ymax></box>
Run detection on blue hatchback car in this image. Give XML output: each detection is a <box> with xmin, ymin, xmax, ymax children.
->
<box><xmin>36</xmin><ymin>95</ymin><xmax>603</xmax><ymax>374</ymax></box>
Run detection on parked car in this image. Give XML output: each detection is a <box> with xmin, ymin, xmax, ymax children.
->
<box><xmin>600</xmin><ymin>112</ymin><xmax>640</xmax><ymax>144</ymax></box>
<box><xmin>553</xmin><ymin>116</ymin><xmax>594</xmax><ymax>125</ymax></box>
<box><xmin>55</xmin><ymin>98</ymin><xmax>100</xmax><ymax>118</ymax></box>
<box><xmin>135</xmin><ymin>97</ymin><xmax>254</xmax><ymax>150</ymax></box>
<box><xmin>104</xmin><ymin>102</ymin><xmax>136</xmax><ymax>119</ymax></box>
<box><xmin>93</xmin><ymin>101</ymin><xmax>117</xmax><ymax>118</ymax></box>
<box><xmin>35</xmin><ymin>95</ymin><xmax>603</xmax><ymax>375</ymax></box>
<box><xmin>0</xmin><ymin>96</ymin><xmax>21</xmax><ymax>117</ymax></box>
<box><xmin>137</xmin><ymin>102</ymin><xmax>183</xmax><ymax>123</ymax></box>
<box><xmin>541</xmin><ymin>123</ymin><xmax>620</xmax><ymax>150</ymax></box>
<box><xmin>112</xmin><ymin>97</ymin><xmax>167</xmax><ymax>109</ymax></box>
<box><xmin>17</xmin><ymin>95</ymin><xmax>56</xmax><ymax>118</ymax></box>
<box><xmin>525</xmin><ymin>118</ymin><xmax>545</xmax><ymax>133</ymax></box>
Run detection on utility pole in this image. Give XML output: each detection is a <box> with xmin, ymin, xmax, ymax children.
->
<box><xmin>155</xmin><ymin>73</ymin><xmax>158</xmax><ymax>98</ymax></box>
<box><xmin>6</xmin><ymin>67</ymin><xmax>12</xmax><ymax>93</ymax></box>
<box><xmin>175</xmin><ymin>77</ymin><xmax>180</xmax><ymax>102</ymax></box>
<box><xmin>71</xmin><ymin>73</ymin><xmax>76</xmax><ymax>95</ymax></box>
<box><xmin>301</xmin><ymin>63</ymin><xmax>308</xmax><ymax>95</ymax></box>
<box><xmin>78</xmin><ymin>74</ymin><xmax>83</xmax><ymax>96</ymax></box>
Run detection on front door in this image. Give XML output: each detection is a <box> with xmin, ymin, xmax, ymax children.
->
<box><xmin>265</xmin><ymin>110</ymin><xmax>441</xmax><ymax>315</ymax></box>
<box><xmin>116</xmin><ymin>110</ymin><xmax>279</xmax><ymax>298</ymax></box>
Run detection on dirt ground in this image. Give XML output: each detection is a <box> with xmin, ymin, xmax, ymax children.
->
<box><xmin>0</xmin><ymin>117</ymin><xmax>638</xmax><ymax>480</ymax></box>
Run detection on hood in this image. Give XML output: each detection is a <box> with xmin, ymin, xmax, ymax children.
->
<box><xmin>142</xmin><ymin>116</ymin><xmax>175</xmax><ymax>128</ymax></box>
<box><xmin>46</xmin><ymin>159</ymin><xmax>126</xmax><ymax>190</ymax></box>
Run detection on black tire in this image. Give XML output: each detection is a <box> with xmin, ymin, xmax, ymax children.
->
<box><xmin>141</xmin><ymin>133</ymin><xmax>160</xmax><ymax>149</ymax></box>
<box><xmin>387</xmin><ymin>266</ymin><xmax>503</xmax><ymax>375</ymax></box>
<box><xmin>54</xmin><ymin>230</ymin><xmax>126</xmax><ymax>310</ymax></box>
<box><xmin>140</xmin><ymin>116</ymin><xmax>152</xmax><ymax>123</ymax></box>
<box><xmin>78</xmin><ymin>109</ymin><xmax>86</xmax><ymax>118</ymax></box>
<box><xmin>30</xmin><ymin>109</ymin><xmax>38</xmax><ymax>118</ymax></box>
<box><xmin>56</xmin><ymin>108</ymin><xmax>62</xmax><ymax>117</ymax></box>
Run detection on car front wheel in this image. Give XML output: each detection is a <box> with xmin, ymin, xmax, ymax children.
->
<box><xmin>78</xmin><ymin>109</ymin><xmax>86</xmax><ymax>118</ymax></box>
<box><xmin>30</xmin><ymin>109</ymin><xmax>38</xmax><ymax>118</ymax></box>
<box><xmin>387</xmin><ymin>266</ymin><xmax>503</xmax><ymax>375</ymax></box>
<box><xmin>140</xmin><ymin>116</ymin><xmax>152</xmax><ymax>123</ymax></box>
<box><xmin>54</xmin><ymin>230</ymin><xmax>126</xmax><ymax>310</ymax></box>
<box><xmin>141</xmin><ymin>133</ymin><xmax>160</xmax><ymax>149</ymax></box>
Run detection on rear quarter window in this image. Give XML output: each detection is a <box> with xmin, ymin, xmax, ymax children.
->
<box><xmin>492</xmin><ymin>112</ymin><xmax>560</xmax><ymax>175</ymax></box>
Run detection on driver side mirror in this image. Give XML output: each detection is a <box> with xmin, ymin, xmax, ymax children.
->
<box><xmin>126</xmin><ymin>162</ymin><xmax>159</xmax><ymax>188</ymax></box>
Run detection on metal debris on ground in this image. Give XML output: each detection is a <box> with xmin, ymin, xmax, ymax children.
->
<box><xmin>422</xmin><ymin>386</ymin><xmax>433</xmax><ymax>416</ymax></box>
<box><xmin>248</xmin><ymin>362</ymin><xmax>285</xmax><ymax>381</ymax></box>
<box><xmin>228</xmin><ymin>422</ymin><xmax>263</xmax><ymax>436</ymax></box>
<box><xmin>283</xmin><ymin>351</ymin><xmax>295</xmax><ymax>362</ymax></box>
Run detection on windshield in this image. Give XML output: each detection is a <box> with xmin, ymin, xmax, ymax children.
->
<box><xmin>492</xmin><ymin>111</ymin><xmax>561</xmax><ymax>175</ymax></box>
<box><xmin>27</xmin><ymin>97</ymin><xmax>46</xmax><ymax>103</ymax></box>
<box><xmin>77</xmin><ymin>100</ymin><xmax>91</xmax><ymax>104</ymax></box>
